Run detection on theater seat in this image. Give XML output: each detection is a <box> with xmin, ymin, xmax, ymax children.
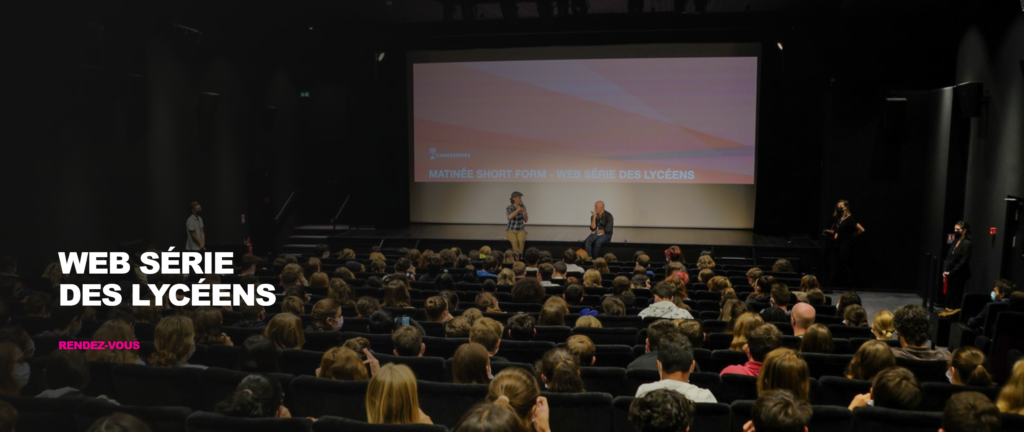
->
<box><xmin>895</xmin><ymin>357</ymin><xmax>948</xmax><ymax>383</ymax></box>
<box><xmin>416</xmin><ymin>381</ymin><xmax>488</xmax><ymax>428</ymax></box>
<box><xmin>370</xmin><ymin>353</ymin><xmax>446</xmax><ymax>382</ymax></box>
<box><xmin>572</xmin><ymin>327</ymin><xmax>639</xmax><ymax>346</ymax></box>
<box><xmin>709</xmin><ymin>349</ymin><xmax>748</xmax><ymax>373</ymax></box>
<box><xmin>74</xmin><ymin>399</ymin><xmax>192</xmax><ymax>432</ymax></box>
<box><xmin>800</xmin><ymin>353</ymin><xmax>853</xmax><ymax>379</ymax></box>
<box><xmin>200</xmin><ymin>368</ymin><xmax>297</xmax><ymax>412</ymax></box>
<box><xmin>580</xmin><ymin>367</ymin><xmax>626</xmax><ymax>396</ymax></box>
<box><xmin>290</xmin><ymin>375</ymin><xmax>369</xmax><ymax>420</ymax></box>
<box><xmin>918</xmin><ymin>382</ymin><xmax>1001</xmax><ymax>412</ymax></box>
<box><xmin>204</xmin><ymin>344</ymin><xmax>242</xmax><ymax>370</ymax></box>
<box><xmin>83</xmin><ymin>361</ymin><xmax>119</xmax><ymax>399</ymax></box>
<box><xmin>543</xmin><ymin>391</ymin><xmax>613</xmax><ymax>432</ymax></box>
<box><xmin>111</xmin><ymin>364</ymin><xmax>205</xmax><ymax>410</ymax></box>
<box><xmin>534</xmin><ymin>326</ymin><xmax>573</xmax><ymax>344</ymax></box>
<box><xmin>730</xmin><ymin>400</ymin><xmax>853</xmax><ymax>432</ymax></box>
<box><xmin>312</xmin><ymin>416</ymin><xmax>449</xmax><ymax>432</ymax></box>
<box><xmin>597</xmin><ymin>316</ymin><xmax>646</xmax><ymax>330</ymax></box>
<box><xmin>496</xmin><ymin>340</ymin><xmax>555</xmax><ymax>364</ymax></box>
<box><xmin>279</xmin><ymin>349</ymin><xmax>323</xmax><ymax>376</ymax></box>
<box><xmin>0</xmin><ymin>394</ymin><xmax>81</xmax><ymax>431</ymax></box>
<box><xmin>719</xmin><ymin>374</ymin><xmax>759</xmax><ymax>403</ymax></box>
<box><xmin>421</xmin><ymin>336</ymin><xmax>467</xmax><ymax>359</ymax></box>
<box><xmin>592</xmin><ymin>344</ymin><xmax>636</xmax><ymax>369</ymax></box>
<box><xmin>851</xmin><ymin>406</ymin><xmax>942</xmax><ymax>432</ymax></box>
<box><xmin>442</xmin><ymin>359</ymin><xmax>534</xmax><ymax>382</ymax></box>
<box><xmin>302</xmin><ymin>331</ymin><xmax>342</xmax><ymax>352</ymax></box>
<box><xmin>706</xmin><ymin>334</ymin><xmax>734</xmax><ymax>351</ymax></box>
<box><xmin>827</xmin><ymin>325</ymin><xmax>874</xmax><ymax>340</ymax></box>
<box><xmin>1003</xmin><ymin>412</ymin><xmax>1024</xmax><ymax>432</ymax></box>
<box><xmin>186</xmin><ymin>411</ymin><xmax>314</xmax><ymax>432</ymax></box>
<box><xmin>818</xmin><ymin>376</ymin><xmax>871</xmax><ymax>407</ymax></box>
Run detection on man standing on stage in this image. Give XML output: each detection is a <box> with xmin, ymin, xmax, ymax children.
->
<box><xmin>506</xmin><ymin>191</ymin><xmax>528</xmax><ymax>253</ymax></box>
<box><xmin>585</xmin><ymin>201</ymin><xmax>613</xmax><ymax>258</ymax></box>
<box><xmin>186</xmin><ymin>201</ymin><xmax>206</xmax><ymax>251</ymax></box>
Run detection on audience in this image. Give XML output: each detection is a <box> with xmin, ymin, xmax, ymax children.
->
<box><xmin>730</xmin><ymin>312</ymin><xmax>764</xmax><ymax>351</ymax></box>
<box><xmin>629</xmin><ymin>389</ymin><xmax>695</xmax><ymax>432</ymax></box>
<box><xmin>848</xmin><ymin>366</ymin><xmax>921</xmax><ymax>411</ymax></box>
<box><xmin>392</xmin><ymin>325</ymin><xmax>425</xmax><ymax>357</ymax></box>
<box><xmin>486</xmin><ymin>367</ymin><xmax>551</xmax><ymax>432</ymax></box>
<box><xmin>845</xmin><ymin>340</ymin><xmax>897</xmax><ymax>381</ymax></box>
<box><xmin>453</xmin><ymin>343</ymin><xmax>491</xmax><ymax>384</ymax></box>
<box><xmin>674</xmin><ymin>319</ymin><xmax>705</xmax><ymax>349</ymax></box>
<box><xmin>575</xmin><ymin>315</ymin><xmax>602</xmax><ymax>328</ymax></box>
<box><xmin>566</xmin><ymin>334</ymin><xmax>596</xmax><ymax>366</ymax></box>
<box><xmin>506</xmin><ymin>313</ymin><xmax>536</xmax><ymax>340</ymax></box>
<box><xmin>805</xmin><ymin>288</ymin><xmax>825</xmax><ymax>306</ymax></box>
<box><xmin>629</xmin><ymin>320</ymin><xmax>680</xmax><ymax>371</ymax></box>
<box><xmin>638</xmin><ymin>282</ymin><xmax>694</xmax><ymax>319</ymax></box>
<box><xmin>941</xmin><ymin>391</ymin><xmax>1001</xmax><ymax>432</ymax></box>
<box><xmin>452</xmin><ymin>401</ymin><xmax>528</xmax><ymax>432</ymax></box>
<box><xmin>997</xmin><ymin>359</ymin><xmax>1024</xmax><ymax>414</ymax></box>
<box><xmin>470</xmin><ymin>318</ymin><xmax>507</xmax><ymax>362</ymax></box>
<box><xmin>871</xmin><ymin>310</ymin><xmax>897</xmax><ymax>340</ymax></box>
<box><xmin>238</xmin><ymin>335</ymin><xmax>280</xmax><ymax>373</ymax></box>
<box><xmin>892</xmin><ymin>304</ymin><xmax>950</xmax><ymax>360</ymax></box>
<box><xmin>535</xmin><ymin>347</ymin><xmax>584</xmax><ymax>392</ymax></box>
<box><xmin>721</xmin><ymin>324</ymin><xmax>782</xmax><ymax>377</ymax></box>
<box><xmin>790</xmin><ymin>303</ymin><xmax>815</xmax><ymax>337</ymax></box>
<box><xmin>233</xmin><ymin>304</ymin><xmax>267</xmax><ymax>329</ymax></box>
<box><xmin>148</xmin><ymin>316</ymin><xmax>206</xmax><ymax>369</ymax></box>
<box><xmin>264</xmin><ymin>313</ymin><xmax>305</xmax><ymax>350</ymax></box>
<box><xmin>216</xmin><ymin>373</ymin><xmax>291</xmax><ymax>418</ymax></box>
<box><xmin>511</xmin><ymin>277</ymin><xmax>545</xmax><ymax>304</ymax></box>
<box><xmin>798</xmin><ymin>324</ymin><xmax>834</xmax><ymax>354</ymax></box>
<box><xmin>636</xmin><ymin>332</ymin><xmax>716</xmax><ymax>402</ymax></box>
<box><xmin>746</xmin><ymin>389</ymin><xmax>812</xmax><ymax>432</ymax></box>
<box><xmin>757</xmin><ymin>348</ymin><xmax>810</xmax><ymax>401</ymax></box>
<box><xmin>843</xmin><ymin>304</ymin><xmax>868</xmax><ymax>327</ymax></box>
<box><xmin>317</xmin><ymin>347</ymin><xmax>370</xmax><ymax>380</ymax></box>
<box><xmin>367</xmin><ymin>363</ymin><xmax>433</xmax><ymax>424</ymax></box>
<box><xmin>835</xmin><ymin>291</ymin><xmax>862</xmax><ymax>318</ymax></box>
<box><xmin>36</xmin><ymin>303</ymin><xmax>84</xmax><ymax>337</ymax></box>
<box><xmin>747</xmin><ymin>276</ymin><xmax>774</xmax><ymax>304</ymax></box>
<box><xmin>425</xmin><ymin>296</ymin><xmax>452</xmax><ymax>322</ymax></box>
<box><xmin>968</xmin><ymin>279</ymin><xmax>1017</xmax><ymax>330</ymax></box>
<box><xmin>84</xmin><ymin>319</ymin><xmax>143</xmax><ymax>365</ymax></box>
<box><xmin>947</xmin><ymin>346</ymin><xmax>993</xmax><ymax>387</ymax></box>
<box><xmin>446</xmin><ymin>316</ymin><xmax>473</xmax><ymax>338</ymax></box>
<box><xmin>37</xmin><ymin>349</ymin><xmax>117</xmax><ymax>402</ymax></box>
<box><xmin>759</xmin><ymin>283</ymin><xmax>791</xmax><ymax>323</ymax></box>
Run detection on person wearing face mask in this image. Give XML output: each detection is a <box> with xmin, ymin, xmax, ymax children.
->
<box><xmin>35</xmin><ymin>303</ymin><xmax>84</xmax><ymax>339</ymax></box>
<box><xmin>186</xmin><ymin>201</ymin><xmax>206</xmax><ymax>251</ymax></box>
<box><xmin>307</xmin><ymin>299</ymin><xmax>343</xmax><ymax>332</ymax></box>
<box><xmin>824</xmin><ymin>200</ymin><xmax>865</xmax><ymax>288</ymax></box>
<box><xmin>0</xmin><ymin>341</ymin><xmax>28</xmax><ymax>395</ymax></box>
<box><xmin>148</xmin><ymin>316</ymin><xmax>206</xmax><ymax>369</ymax></box>
<box><xmin>968</xmin><ymin>279</ymin><xmax>1017</xmax><ymax>331</ymax></box>
<box><xmin>942</xmin><ymin>221</ymin><xmax>972</xmax><ymax>312</ymax></box>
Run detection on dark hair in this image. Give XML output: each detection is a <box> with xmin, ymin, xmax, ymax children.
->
<box><xmin>629</xmin><ymin>389</ymin><xmax>695</xmax><ymax>432</ymax></box>
<box><xmin>310</xmin><ymin>299</ymin><xmax>342</xmax><ymax>332</ymax></box>
<box><xmin>770</xmin><ymin>284</ymin><xmax>790</xmax><ymax>307</ymax></box>
<box><xmin>601</xmin><ymin>297</ymin><xmax>626</xmax><ymax>317</ymax></box>
<box><xmin>356</xmin><ymin>296</ymin><xmax>380</xmax><ymax>317</ymax></box>
<box><xmin>453</xmin><ymin>343</ymin><xmax>491</xmax><ymax>385</ymax></box>
<box><xmin>843</xmin><ymin>304</ymin><xmax>868</xmax><ymax>327</ymax></box>
<box><xmin>483</xmin><ymin>256</ymin><xmax>500</xmax><ymax>272</ymax></box>
<box><xmin>536</xmin><ymin>348</ymin><xmax>583</xmax><ymax>393</ymax></box>
<box><xmin>893</xmin><ymin>304</ymin><xmax>930</xmax><ymax>346</ymax></box>
<box><xmin>0</xmin><ymin>400</ymin><xmax>15</xmax><ymax>432</ymax></box>
<box><xmin>872</xmin><ymin>366</ymin><xmax>921</xmax><ymax>410</ymax></box>
<box><xmin>752</xmin><ymin>389</ymin><xmax>812</xmax><ymax>432</ymax></box>
<box><xmin>215</xmin><ymin>373</ymin><xmax>283</xmax><ymax>418</ymax></box>
<box><xmin>440</xmin><ymin>290</ymin><xmax>461</xmax><ymax>311</ymax></box>
<box><xmin>24</xmin><ymin>292</ymin><xmax>51</xmax><ymax>316</ymax></box>
<box><xmin>392</xmin><ymin>326</ymin><xmax>423</xmax><ymax>357</ymax></box>
<box><xmin>772</xmin><ymin>259</ymin><xmax>794</xmax><ymax>273</ymax></box>
<box><xmin>562</xmin><ymin>249</ymin><xmax>577</xmax><ymax>264</ymax></box>
<box><xmin>836</xmin><ymin>291</ymin><xmax>862</xmax><ymax>317</ymax></box>
<box><xmin>799</xmin><ymin>324</ymin><xmax>834</xmax><ymax>354</ymax></box>
<box><xmin>955</xmin><ymin>221</ymin><xmax>972</xmax><ymax>241</ymax></box>
<box><xmin>950</xmin><ymin>346</ymin><xmax>994</xmax><ymax>387</ymax></box>
<box><xmin>995</xmin><ymin>279</ymin><xmax>1017</xmax><ymax>296</ymax></box>
<box><xmin>434</xmin><ymin>274</ymin><xmax>457</xmax><ymax>292</ymax></box>
<box><xmin>524</xmin><ymin>248</ymin><xmax>541</xmax><ymax>265</ymax></box>
<box><xmin>368</xmin><ymin>309</ymin><xmax>396</xmax><ymax>333</ymax></box>
<box><xmin>506</xmin><ymin>313</ymin><xmax>536</xmax><ymax>341</ymax></box>
<box><xmin>746</xmin><ymin>324</ymin><xmax>783</xmax><ymax>362</ymax></box>
<box><xmin>462</xmin><ymin>266</ymin><xmax>480</xmax><ymax>283</ymax></box>
<box><xmin>806</xmin><ymin>289</ymin><xmax>825</xmax><ymax>305</ymax></box>
<box><xmin>564</xmin><ymin>284</ymin><xmax>584</xmax><ymax>305</ymax></box>
<box><xmin>942</xmin><ymin>391</ymin><xmax>1001</xmax><ymax>432</ymax></box>
<box><xmin>86</xmin><ymin>413</ymin><xmax>152</xmax><ymax>432</ymax></box>
<box><xmin>657</xmin><ymin>333</ymin><xmax>694</xmax><ymax>375</ymax></box>
<box><xmin>238</xmin><ymin>335</ymin><xmax>280</xmax><ymax>373</ymax></box>
<box><xmin>652</xmin><ymin>282</ymin><xmax>676</xmax><ymax>301</ymax></box>
<box><xmin>675</xmin><ymin>320</ymin><xmax>704</xmax><ymax>349</ymax></box>
<box><xmin>511</xmin><ymin>278</ymin><xmax>545</xmax><ymax>304</ymax></box>
<box><xmin>44</xmin><ymin>349</ymin><xmax>90</xmax><ymax>390</ymax></box>
<box><xmin>647</xmin><ymin>320</ymin><xmax>681</xmax><ymax>352</ymax></box>
<box><xmin>394</xmin><ymin>258</ymin><xmax>412</xmax><ymax>274</ymax></box>
<box><xmin>453</xmin><ymin>402</ymin><xmax>527</xmax><ymax>432</ymax></box>
<box><xmin>631</xmin><ymin>274</ymin><xmax>649</xmax><ymax>288</ymax></box>
<box><xmin>538</xmin><ymin>263</ymin><xmax>554</xmax><ymax>280</ymax></box>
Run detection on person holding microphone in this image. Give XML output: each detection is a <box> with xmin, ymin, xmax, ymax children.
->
<box><xmin>585</xmin><ymin>201</ymin><xmax>614</xmax><ymax>258</ymax></box>
<box><xmin>506</xmin><ymin>191</ymin><xmax>528</xmax><ymax>253</ymax></box>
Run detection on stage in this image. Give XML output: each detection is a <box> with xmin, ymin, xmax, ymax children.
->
<box><xmin>287</xmin><ymin>224</ymin><xmax>822</xmax><ymax>272</ymax></box>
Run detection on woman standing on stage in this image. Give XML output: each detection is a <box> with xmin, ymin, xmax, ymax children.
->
<box><xmin>942</xmin><ymin>221</ymin><xmax>972</xmax><ymax>312</ymax></box>
<box><xmin>825</xmin><ymin>200</ymin><xmax>865</xmax><ymax>287</ymax></box>
<box><xmin>506</xmin><ymin>191</ymin><xmax>528</xmax><ymax>254</ymax></box>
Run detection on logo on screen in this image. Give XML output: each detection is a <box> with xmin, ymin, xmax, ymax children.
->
<box><xmin>429</xmin><ymin>147</ymin><xmax>436</xmax><ymax>159</ymax></box>
<box><xmin>428</xmin><ymin>148</ymin><xmax>470</xmax><ymax>159</ymax></box>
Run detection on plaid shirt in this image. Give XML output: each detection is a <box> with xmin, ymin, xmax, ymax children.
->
<box><xmin>506</xmin><ymin>204</ymin><xmax>527</xmax><ymax>231</ymax></box>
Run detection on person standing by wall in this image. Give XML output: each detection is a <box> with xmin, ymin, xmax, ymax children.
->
<box><xmin>186</xmin><ymin>201</ymin><xmax>206</xmax><ymax>251</ymax></box>
<box><xmin>943</xmin><ymin>221</ymin><xmax>972</xmax><ymax>312</ymax></box>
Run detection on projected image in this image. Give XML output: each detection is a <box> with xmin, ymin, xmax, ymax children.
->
<box><xmin>413</xmin><ymin>57</ymin><xmax>758</xmax><ymax>184</ymax></box>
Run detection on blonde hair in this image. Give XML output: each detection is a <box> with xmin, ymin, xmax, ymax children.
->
<box><xmin>707</xmin><ymin>276</ymin><xmax>732</xmax><ymax>292</ymax></box>
<box><xmin>758</xmin><ymin>348</ymin><xmax>810</xmax><ymax>401</ymax></box>
<box><xmin>696</xmin><ymin>255</ymin><xmax>716</xmax><ymax>270</ymax></box>
<box><xmin>84</xmin><ymin>319</ymin><xmax>140</xmax><ymax>364</ymax></box>
<box><xmin>264</xmin><ymin>313</ymin><xmax>305</xmax><ymax>349</ymax></box>
<box><xmin>575</xmin><ymin>316</ymin><xmax>602</xmax><ymax>328</ymax></box>
<box><xmin>338</xmin><ymin>248</ymin><xmax>356</xmax><ymax>260</ymax></box>
<box><xmin>497</xmin><ymin>269</ymin><xmax>516</xmax><ymax>286</ymax></box>
<box><xmin>319</xmin><ymin>347</ymin><xmax>368</xmax><ymax>381</ymax></box>
<box><xmin>487</xmin><ymin>367</ymin><xmax>540</xmax><ymax>429</ymax></box>
<box><xmin>997</xmin><ymin>359</ymin><xmax>1024</xmax><ymax>414</ymax></box>
<box><xmin>148</xmin><ymin>316</ymin><xmax>195</xmax><ymax>367</ymax></box>
<box><xmin>479</xmin><ymin>246</ymin><xmax>492</xmax><ymax>258</ymax></box>
<box><xmin>366</xmin><ymin>363</ymin><xmax>421</xmax><ymax>424</ymax></box>
<box><xmin>872</xmin><ymin>310</ymin><xmax>896</xmax><ymax>340</ymax></box>
<box><xmin>566</xmin><ymin>335</ymin><xmax>595</xmax><ymax>365</ymax></box>
<box><xmin>730</xmin><ymin>312</ymin><xmax>764</xmax><ymax>351</ymax></box>
<box><xmin>583</xmin><ymin>269</ymin><xmax>602</xmax><ymax>288</ymax></box>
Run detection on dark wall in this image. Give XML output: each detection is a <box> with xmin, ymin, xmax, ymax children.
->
<box><xmin>955</xmin><ymin>14</ymin><xmax>1024</xmax><ymax>292</ymax></box>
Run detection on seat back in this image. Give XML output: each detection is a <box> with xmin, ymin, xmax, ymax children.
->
<box><xmin>919</xmin><ymin>382</ymin><xmax>1002</xmax><ymax>411</ymax></box>
<box><xmin>279</xmin><ymin>349</ymin><xmax>324</xmax><ymax>376</ymax></box>
<box><xmin>543</xmin><ymin>391</ymin><xmax>614</xmax><ymax>432</ymax></box>
<box><xmin>311</xmin><ymin>416</ymin><xmax>449</xmax><ymax>432</ymax></box>
<box><xmin>222</xmin><ymin>327</ymin><xmax>265</xmax><ymax>346</ymax></box>
<box><xmin>371</xmin><ymin>353</ymin><xmax>446</xmax><ymax>382</ymax></box>
<box><xmin>580</xmin><ymin>367</ymin><xmax>626</xmax><ymax>396</ymax></box>
<box><xmin>818</xmin><ymin>376</ymin><xmax>872</xmax><ymax>407</ymax></box>
<box><xmin>111</xmin><ymin>364</ymin><xmax>205</xmax><ymax>410</ymax></box>
<box><xmin>895</xmin><ymin>357</ymin><xmax>949</xmax><ymax>383</ymax></box>
<box><xmin>800</xmin><ymin>353</ymin><xmax>853</xmax><ymax>379</ymax></box>
<box><xmin>497</xmin><ymin>340</ymin><xmax>556</xmax><ymax>364</ymax></box>
<box><xmin>422</xmin><ymin>336</ymin><xmax>467</xmax><ymax>359</ymax></box>
<box><xmin>416</xmin><ymin>381</ymin><xmax>488</xmax><ymax>428</ymax></box>
<box><xmin>596</xmin><ymin>315</ymin><xmax>646</xmax><ymax>330</ymax></box>
<box><xmin>719</xmin><ymin>374</ymin><xmax>759</xmax><ymax>404</ymax></box>
<box><xmin>290</xmin><ymin>375</ymin><xmax>369</xmax><ymax>419</ymax></box>
<box><xmin>302</xmin><ymin>331</ymin><xmax>342</xmax><ymax>352</ymax></box>
<box><xmin>74</xmin><ymin>398</ymin><xmax>192</xmax><ymax>432</ymax></box>
<box><xmin>611</xmin><ymin>396</ymin><xmax>635</xmax><ymax>432</ymax></box>
<box><xmin>0</xmin><ymin>394</ymin><xmax>82</xmax><ymax>431</ymax></box>
<box><xmin>572</xmin><ymin>327</ymin><xmax>639</xmax><ymax>346</ymax></box>
<box><xmin>591</xmin><ymin>344</ymin><xmax>635</xmax><ymax>368</ymax></box>
<box><xmin>709</xmin><ymin>349</ymin><xmax>748</xmax><ymax>374</ymax></box>
<box><xmin>851</xmin><ymin>406</ymin><xmax>942</xmax><ymax>432</ymax></box>
<box><xmin>533</xmin><ymin>326</ymin><xmax>572</xmax><ymax>344</ymax></box>
<box><xmin>1002</xmin><ymin>413</ymin><xmax>1024</xmax><ymax>432</ymax></box>
<box><xmin>827</xmin><ymin>325</ymin><xmax>875</xmax><ymax>340</ymax></box>
<box><xmin>706</xmin><ymin>333</ymin><xmax>734</xmax><ymax>351</ymax></box>
<box><xmin>200</xmin><ymin>367</ymin><xmax>296</xmax><ymax>412</ymax></box>
<box><xmin>83</xmin><ymin>361</ymin><xmax>119</xmax><ymax>399</ymax></box>
<box><xmin>186</xmin><ymin>411</ymin><xmax>313</xmax><ymax>432</ymax></box>
<box><xmin>990</xmin><ymin>312</ymin><xmax>1024</xmax><ymax>381</ymax></box>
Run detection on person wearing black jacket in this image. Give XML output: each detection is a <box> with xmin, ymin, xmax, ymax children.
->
<box><xmin>824</xmin><ymin>200</ymin><xmax>865</xmax><ymax>288</ymax></box>
<box><xmin>968</xmin><ymin>279</ymin><xmax>1016</xmax><ymax>330</ymax></box>
<box><xmin>943</xmin><ymin>221</ymin><xmax>972</xmax><ymax>311</ymax></box>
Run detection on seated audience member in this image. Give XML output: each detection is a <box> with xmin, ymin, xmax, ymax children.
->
<box><xmin>638</xmin><ymin>282</ymin><xmax>694</xmax><ymax>320</ymax></box>
<box><xmin>23</xmin><ymin>292</ymin><xmax>50</xmax><ymax>317</ymax></box>
<box><xmin>308</xmin><ymin>271</ymin><xmax>329</xmax><ymax>288</ymax></box>
<box><xmin>698</xmin><ymin>269</ymin><xmax>715</xmax><ymax>284</ymax></box>
<box><xmin>367</xmin><ymin>363</ymin><xmax>433</xmax><ymax>424</ymax></box>
<box><xmin>848</xmin><ymin>366</ymin><xmax>921</xmax><ymax>411</ymax></box>
<box><xmin>892</xmin><ymin>304</ymin><xmax>950</xmax><ymax>360</ymax></box>
<box><xmin>798</xmin><ymin>324</ymin><xmax>834</xmax><ymax>354</ymax></box>
<box><xmin>790</xmin><ymin>303</ymin><xmax>815</xmax><ymax>337</ymax></box>
<box><xmin>583</xmin><ymin>269</ymin><xmax>603</xmax><ymax>289</ymax></box>
<box><xmin>611</xmin><ymin>276</ymin><xmax>631</xmax><ymax>297</ymax></box>
<box><xmin>233</xmin><ymin>304</ymin><xmax>267</xmax><ymax>329</ymax></box>
<box><xmin>451</xmin><ymin>401</ymin><xmax>526</xmax><ymax>432</ymax></box>
<box><xmin>747</xmin><ymin>276</ymin><xmax>774</xmax><ymax>304</ymax></box>
<box><xmin>758</xmin><ymin>348</ymin><xmax>810</xmax><ymax>401</ymax></box>
<box><xmin>475</xmin><ymin>292</ymin><xmax>502</xmax><ymax>313</ymax></box>
<box><xmin>871</xmin><ymin>310</ymin><xmax>897</xmax><ymax>340</ymax></box>
<box><xmin>845</xmin><ymin>340</ymin><xmax>897</xmax><ymax>381</ymax></box>
<box><xmin>148</xmin><ymin>316</ymin><xmax>206</xmax><ymax>369</ymax></box>
<box><xmin>87</xmin><ymin>413</ymin><xmax>151</xmax><ymax>432</ymax></box>
<box><xmin>383</xmin><ymin>279</ymin><xmax>413</xmax><ymax>308</ymax></box>
<box><xmin>357</xmin><ymin>296</ymin><xmax>381</xmax><ymax>318</ymax></box>
<box><xmin>425</xmin><ymin>296</ymin><xmax>452</xmax><ymax>322</ymax></box>
<box><xmin>486</xmin><ymin>367</ymin><xmax>552</xmax><ymax>431</ymax></box>
<box><xmin>280</xmin><ymin>296</ymin><xmax>304</xmax><ymax>315</ymax></box>
<box><xmin>512</xmin><ymin>262</ymin><xmax>527</xmax><ymax>280</ymax></box>
<box><xmin>772</xmin><ymin>259</ymin><xmax>794</xmax><ymax>273</ymax></box>
<box><xmin>634</xmin><ymin>253</ymin><xmax>655</xmax><ymax>276</ymax></box>
<box><xmin>619</xmin><ymin>290</ymin><xmax>637</xmax><ymax>308</ymax></box>
<box><xmin>629</xmin><ymin>389</ymin><xmax>695</xmax><ymax>432</ymax></box>
<box><xmin>327</xmin><ymin>279</ymin><xmax>357</xmax><ymax>305</ymax></box>
<box><xmin>629</xmin><ymin>320</ymin><xmax>681</xmax><ymax>371</ymax></box>
<box><xmin>673</xmin><ymin>319</ymin><xmax>705</xmax><ymax>350</ymax></box>
<box><xmin>506</xmin><ymin>313</ymin><xmax>536</xmax><ymax>341</ymax></box>
<box><xmin>942</xmin><ymin>391</ymin><xmax>1001</xmax><ymax>432</ymax></box>
<box><xmin>537</xmin><ymin>263</ymin><xmax>558</xmax><ymax>288</ymax></box>
<box><xmin>720</xmin><ymin>299</ymin><xmax>749</xmax><ymax>330</ymax></box>
<box><xmin>440</xmin><ymin>290</ymin><xmax>461</xmax><ymax>312</ymax></box>
<box><xmin>36</xmin><ymin>303</ymin><xmax>84</xmax><ymax>337</ymax></box>
<box><xmin>601</xmin><ymin>297</ymin><xmax>627</xmax><ymax>316</ymax></box>
<box><xmin>37</xmin><ymin>350</ymin><xmax>116</xmax><ymax>402</ymax></box>
<box><xmin>318</xmin><ymin>347</ymin><xmax>372</xmax><ymax>380</ymax></box>
<box><xmin>453</xmin><ymin>343</ymin><xmax>491</xmax><ymax>384</ymax></box>
<box><xmin>497</xmin><ymin>269</ymin><xmax>516</xmax><ymax>286</ymax></box>
<box><xmin>835</xmin><ymin>291</ymin><xmax>862</xmax><ymax>317</ymax></box>
<box><xmin>238</xmin><ymin>335</ymin><xmax>281</xmax><ymax>373</ymax></box>
<box><xmin>997</xmin><ymin>359</ymin><xmax>1024</xmax><ymax>414</ymax></box>
<box><xmin>566</xmin><ymin>335</ymin><xmax>596</xmax><ymax>366</ymax></box>
<box><xmin>0</xmin><ymin>341</ymin><xmax>25</xmax><ymax>396</ymax></box>
<box><xmin>968</xmin><ymin>279</ymin><xmax>1017</xmax><ymax>330</ymax></box>
<box><xmin>446</xmin><ymin>316</ymin><xmax>473</xmax><ymax>338</ymax></box>
<box><xmin>343</xmin><ymin>337</ymin><xmax>372</xmax><ymax>355</ymax></box>
<box><xmin>393</xmin><ymin>326</ymin><xmax>425</xmax><ymax>357</ymax></box>
<box><xmin>552</xmin><ymin>262</ymin><xmax>567</xmax><ymax>281</ymax></box>
<box><xmin>799</xmin><ymin>274</ymin><xmax>820</xmax><ymax>293</ymax></box>
<box><xmin>805</xmin><ymin>288</ymin><xmax>826</xmax><ymax>306</ymax></box>
<box><xmin>470</xmin><ymin>318</ymin><xmax>507</xmax><ymax>362</ymax></box>
<box><xmin>535</xmin><ymin>348</ymin><xmax>583</xmax><ymax>393</ymax></box>
<box><xmin>538</xmin><ymin>302</ymin><xmax>568</xmax><ymax>326</ymax></box>
<box><xmin>631</xmin><ymin>274</ymin><xmax>651</xmax><ymax>290</ymax></box>
<box><xmin>759</xmin><ymin>284</ymin><xmax>791</xmax><ymax>323</ymax></box>
<box><xmin>511</xmin><ymin>277</ymin><xmax>545</xmax><ymax>304</ymax></box>
<box><xmin>947</xmin><ymin>346</ymin><xmax>994</xmax><ymax>387</ymax></box>
<box><xmin>708</xmin><ymin>276</ymin><xmax>732</xmax><ymax>293</ymax></box>
<box><xmin>216</xmin><ymin>373</ymin><xmax>292</xmax><ymax>418</ymax></box>
<box><xmin>563</xmin><ymin>284</ymin><xmax>585</xmax><ymax>306</ymax></box>
<box><xmin>418</xmin><ymin>255</ymin><xmax>444</xmax><ymax>284</ymax></box>
<box><xmin>721</xmin><ymin>324</ymin><xmax>782</xmax><ymax>377</ymax></box>
<box><xmin>84</xmin><ymin>319</ymin><xmax>143</xmax><ymax>365</ymax></box>
<box><xmin>843</xmin><ymin>304</ymin><xmax>868</xmax><ymax>326</ymax></box>
<box><xmin>636</xmin><ymin>333</ymin><xmax>716</xmax><ymax>402</ymax></box>
<box><xmin>744</xmin><ymin>389</ymin><xmax>812</xmax><ymax>432</ymax></box>
<box><xmin>194</xmin><ymin>307</ymin><xmax>233</xmax><ymax>345</ymax></box>
<box><xmin>730</xmin><ymin>312</ymin><xmax>765</xmax><ymax>351</ymax></box>
<box><xmin>264</xmin><ymin>313</ymin><xmax>305</xmax><ymax>350</ymax></box>
<box><xmin>434</xmin><ymin>274</ymin><xmax>457</xmax><ymax>292</ymax></box>
<box><xmin>575</xmin><ymin>315</ymin><xmax>602</xmax><ymax>328</ymax></box>
<box><xmin>745</xmin><ymin>267</ymin><xmax>764</xmax><ymax>286</ymax></box>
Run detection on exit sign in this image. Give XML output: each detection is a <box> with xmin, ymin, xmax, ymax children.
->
<box><xmin>299</xmin><ymin>91</ymin><xmax>310</xmax><ymax>98</ymax></box>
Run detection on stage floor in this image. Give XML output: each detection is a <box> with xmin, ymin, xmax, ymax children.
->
<box><xmin>299</xmin><ymin>224</ymin><xmax>818</xmax><ymax>248</ymax></box>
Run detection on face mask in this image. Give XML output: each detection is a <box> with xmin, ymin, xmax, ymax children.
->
<box><xmin>487</xmin><ymin>367</ymin><xmax>494</xmax><ymax>380</ymax></box>
<box><xmin>14</xmin><ymin>363</ymin><xmax>29</xmax><ymax>388</ymax></box>
<box><xmin>946</xmin><ymin>369</ymin><xmax>954</xmax><ymax>384</ymax></box>
<box><xmin>838</xmin><ymin>207</ymin><xmax>845</xmax><ymax>213</ymax></box>
<box><xmin>842</xmin><ymin>320</ymin><xmax>847</xmax><ymax>325</ymax></box>
<box><xmin>332</xmin><ymin>315</ymin><xmax>344</xmax><ymax>331</ymax></box>
<box><xmin>867</xmin><ymin>399</ymin><xmax>874</xmax><ymax>407</ymax></box>
<box><xmin>195</xmin><ymin>210</ymin><xmax>202</xmax><ymax>216</ymax></box>
<box><xmin>24</xmin><ymin>338</ymin><xmax>35</xmax><ymax>359</ymax></box>
<box><xmin>992</xmin><ymin>291</ymin><xmax>998</xmax><ymax>301</ymax></box>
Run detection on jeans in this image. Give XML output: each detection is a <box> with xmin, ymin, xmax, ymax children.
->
<box><xmin>584</xmin><ymin>233</ymin><xmax>612</xmax><ymax>258</ymax></box>
<box><xmin>506</xmin><ymin>230</ymin><xmax>527</xmax><ymax>253</ymax></box>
